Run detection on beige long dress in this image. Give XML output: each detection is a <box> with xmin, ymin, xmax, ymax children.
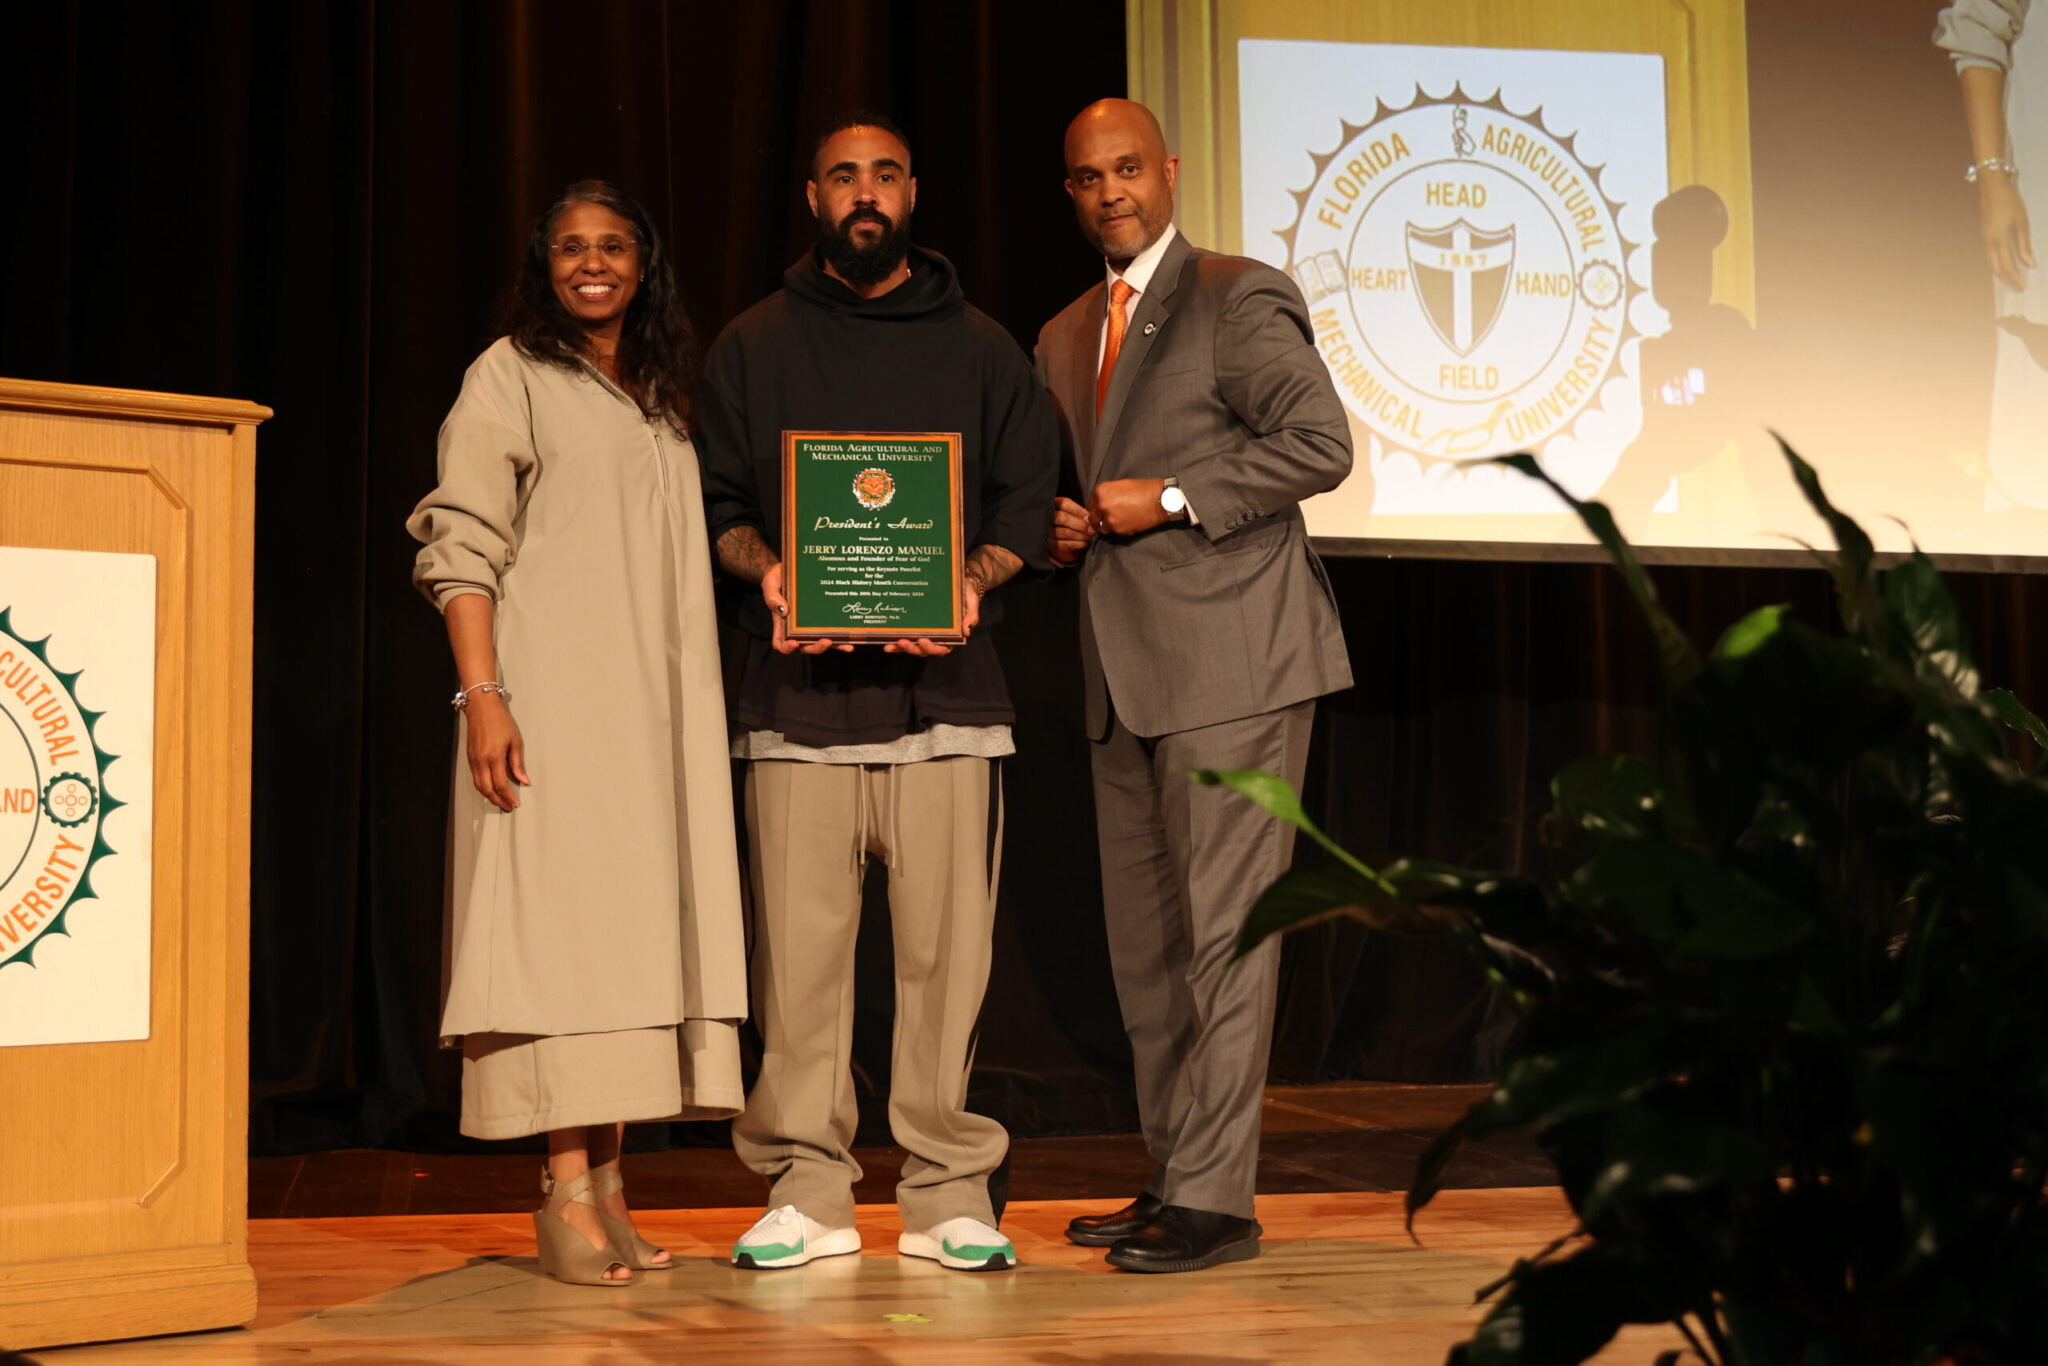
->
<box><xmin>408</xmin><ymin>337</ymin><xmax>746</xmax><ymax>1139</ymax></box>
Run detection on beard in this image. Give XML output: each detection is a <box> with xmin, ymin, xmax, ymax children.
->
<box><xmin>818</xmin><ymin>205</ymin><xmax>911</xmax><ymax>287</ymax></box>
<box><xmin>1082</xmin><ymin>205</ymin><xmax>1169</xmax><ymax>263</ymax></box>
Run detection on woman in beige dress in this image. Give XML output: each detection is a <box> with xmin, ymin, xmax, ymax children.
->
<box><xmin>407</xmin><ymin>180</ymin><xmax>746</xmax><ymax>1285</ymax></box>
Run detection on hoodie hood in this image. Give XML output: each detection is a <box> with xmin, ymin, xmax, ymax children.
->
<box><xmin>782</xmin><ymin>243</ymin><xmax>965</xmax><ymax>321</ymax></box>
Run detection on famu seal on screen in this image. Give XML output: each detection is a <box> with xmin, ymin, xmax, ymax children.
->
<box><xmin>1281</xmin><ymin>87</ymin><xmax>1639</xmax><ymax>461</ymax></box>
<box><xmin>0</xmin><ymin>607</ymin><xmax>119</xmax><ymax>970</ymax></box>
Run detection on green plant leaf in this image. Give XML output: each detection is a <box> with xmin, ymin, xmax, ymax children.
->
<box><xmin>1693</xmin><ymin>619</ymin><xmax>1909</xmax><ymax>785</ymax></box>
<box><xmin>1338</xmin><ymin>858</ymin><xmax>1558</xmax><ymax>961</ymax></box>
<box><xmin>1777</xmin><ymin>437</ymin><xmax>1883</xmax><ymax>641</ymax></box>
<box><xmin>1489</xmin><ymin>453</ymin><xmax>1700</xmax><ymax>686</ymax></box>
<box><xmin>1851</xmin><ymin>1058</ymin><xmax>2025</xmax><ymax>1269</ymax></box>
<box><xmin>1406</xmin><ymin>1100</ymin><xmax>1482</xmax><ymax>1238</ymax></box>
<box><xmin>1572</xmin><ymin>841</ymin><xmax>1808</xmax><ymax>959</ymax></box>
<box><xmin>1233</xmin><ymin>861</ymin><xmax>1450</xmax><ymax>958</ymax></box>
<box><xmin>1672</xmin><ymin>885</ymin><xmax>1809</xmax><ymax>961</ymax></box>
<box><xmin>1721</xmin><ymin>1299</ymin><xmax>1841</xmax><ymax>1366</ymax></box>
<box><xmin>1883</xmin><ymin>552</ymin><xmax>1977</xmax><ymax>695</ymax></box>
<box><xmin>1381</xmin><ymin>858</ymin><xmax>1546</xmax><ymax>918</ymax></box>
<box><xmin>1787</xmin><ymin>975</ymin><xmax>1848</xmax><ymax>1038</ymax></box>
<box><xmin>1462</xmin><ymin>1242</ymin><xmax>1703</xmax><ymax>1364</ymax></box>
<box><xmin>1710</xmin><ymin>602</ymin><xmax>1791</xmax><ymax>662</ymax></box>
<box><xmin>1193</xmin><ymin>768</ymin><xmax>1396</xmax><ymax>893</ymax></box>
<box><xmin>1580</xmin><ymin>1103</ymin><xmax>1779</xmax><ymax>1223</ymax></box>
<box><xmin>1986</xmin><ymin>686</ymin><xmax>2048</xmax><ymax>749</ymax></box>
<box><xmin>1463</xmin><ymin>1295</ymin><xmax>1618</xmax><ymax>1366</ymax></box>
<box><xmin>1550</xmin><ymin>755</ymin><xmax>1692</xmax><ymax>850</ymax></box>
<box><xmin>1479</xmin><ymin>1024</ymin><xmax>1666</xmax><ymax>1131</ymax></box>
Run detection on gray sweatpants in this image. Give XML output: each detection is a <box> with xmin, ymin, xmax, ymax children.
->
<box><xmin>731</xmin><ymin>755</ymin><xmax>1008</xmax><ymax>1230</ymax></box>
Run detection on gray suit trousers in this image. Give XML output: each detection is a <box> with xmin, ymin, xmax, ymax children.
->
<box><xmin>1092</xmin><ymin>698</ymin><xmax>1314</xmax><ymax>1218</ymax></box>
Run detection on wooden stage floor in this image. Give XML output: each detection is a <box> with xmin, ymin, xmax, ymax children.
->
<box><xmin>24</xmin><ymin>1087</ymin><xmax>1689</xmax><ymax>1363</ymax></box>
<box><xmin>31</xmin><ymin>1190</ymin><xmax>1690</xmax><ymax>1365</ymax></box>
<box><xmin>240</xmin><ymin>1083</ymin><xmax>1560</xmax><ymax>1220</ymax></box>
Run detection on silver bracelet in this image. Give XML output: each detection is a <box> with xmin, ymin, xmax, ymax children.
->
<box><xmin>1966</xmin><ymin>157</ymin><xmax>2019</xmax><ymax>183</ymax></box>
<box><xmin>450</xmin><ymin>681</ymin><xmax>509</xmax><ymax>711</ymax></box>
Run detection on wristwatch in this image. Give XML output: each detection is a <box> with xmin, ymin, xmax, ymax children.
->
<box><xmin>1159</xmin><ymin>475</ymin><xmax>1188</xmax><ymax>518</ymax></box>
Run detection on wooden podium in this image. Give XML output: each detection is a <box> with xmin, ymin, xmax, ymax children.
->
<box><xmin>0</xmin><ymin>379</ymin><xmax>266</xmax><ymax>1351</ymax></box>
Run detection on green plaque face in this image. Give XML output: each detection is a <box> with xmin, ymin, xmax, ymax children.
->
<box><xmin>781</xmin><ymin>431</ymin><xmax>964</xmax><ymax>643</ymax></box>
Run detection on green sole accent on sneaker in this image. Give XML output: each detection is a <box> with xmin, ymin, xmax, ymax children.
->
<box><xmin>734</xmin><ymin>1226</ymin><xmax>861</xmax><ymax>1270</ymax></box>
<box><xmin>731</xmin><ymin>1239</ymin><xmax>804</xmax><ymax>1269</ymax></box>
<box><xmin>943</xmin><ymin>1241</ymin><xmax>1015</xmax><ymax>1264</ymax></box>
<box><xmin>898</xmin><ymin>1231</ymin><xmax>1014</xmax><ymax>1271</ymax></box>
<box><xmin>962</xmin><ymin>1254</ymin><xmax>1014</xmax><ymax>1271</ymax></box>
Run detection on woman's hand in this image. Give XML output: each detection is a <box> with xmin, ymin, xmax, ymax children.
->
<box><xmin>1981</xmin><ymin>175</ymin><xmax>2036</xmax><ymax>292</ymax></box>
<box><xmin>1959</xmin><ymin>68</ymin><xmax>2034</xmax><ymax>293</ymax></box>
<box><xmin>464</xmin><ymin>693</ymin><xmax>528</xmax><ymax>811</ymax></box>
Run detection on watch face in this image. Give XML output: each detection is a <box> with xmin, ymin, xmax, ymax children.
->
<box><xmin>1161</xmin><ymin>485</ymin><xmax>1188</xmax><ymax>513</ymax></box>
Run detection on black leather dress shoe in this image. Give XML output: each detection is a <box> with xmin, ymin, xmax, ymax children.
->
<box><xmin>1105</xmin><ymin>1204</ymin><xmax>1262</xmax><ymax>1273</ymax></box>
<box><xmin>1065</xmin><ymin>1192</ymin><xmax>1164</xmax><ymax>1247</ymax></box>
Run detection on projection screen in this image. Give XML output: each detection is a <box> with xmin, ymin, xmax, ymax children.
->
<box><xmin>1128</xmin><ymin>0</ymin><xmax>2048</xmax><ymax>568</ymax></box>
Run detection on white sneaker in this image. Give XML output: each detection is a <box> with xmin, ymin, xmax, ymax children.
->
<box><xmin>898</xmin><ymin>1216</ymin><xmax>1016</xmax><ymax>1272</ymax></box>
<box><xmin>730</xmin><ymin>1204</ymin><xmax>861</xmax><ymax>1269</ymax></box>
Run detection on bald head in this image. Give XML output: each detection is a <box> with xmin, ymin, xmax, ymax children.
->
<box><xmin>1064</xmin><ymin>98</ymin><xmax>1168</xmax><ymax>171</ymax></box>
<box><xmin>1063</xmin><ymin>99</ymin><xmax>1178</xmax><ymax>264</ymax></box>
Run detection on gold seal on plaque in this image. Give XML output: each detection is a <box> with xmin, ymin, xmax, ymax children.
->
<box><xmin>852</xmin><ymin>466</ymin><xmax>898</xmax><ymax>512</ymax></box>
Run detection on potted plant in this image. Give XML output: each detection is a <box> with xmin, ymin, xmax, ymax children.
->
<box><xmin>1207</xmin><ymin>449</ymin><xmax>2048</xmax><ymax>1364</ymax></box>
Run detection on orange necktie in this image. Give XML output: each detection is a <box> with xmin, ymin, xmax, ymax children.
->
<box><xmin>1096</xmin><ymin>277</ymin><xmax>1137</xmax><ymax>417</ymax></box>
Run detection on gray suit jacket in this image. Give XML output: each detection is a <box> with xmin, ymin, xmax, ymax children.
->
<box><xmin>1034</xmin><ymin>233</ymin><xmax>1355</xmax><ymax>740</ymax></box>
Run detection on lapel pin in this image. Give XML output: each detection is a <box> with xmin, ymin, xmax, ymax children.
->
<box><xmin>1142</xmin><ymin>322</ymin><xmax>1158</xmax><ymax>336</ymax></box>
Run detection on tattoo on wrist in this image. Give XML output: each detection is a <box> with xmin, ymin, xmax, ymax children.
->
<box><xmin>963</xmin><ymin>544</ymin><xmax>1022</xmax><ymax>596</ymax></box>
<box><xmin>716</xmin><ymin>525</ymin><xmax>779</xmax><ymax>584</ymax></box>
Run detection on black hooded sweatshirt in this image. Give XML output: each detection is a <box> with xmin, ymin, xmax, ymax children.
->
<box><xmin>697</xmin><ymin>246</ymin><xmax>1058</xmax><ymax>747</ymax></box>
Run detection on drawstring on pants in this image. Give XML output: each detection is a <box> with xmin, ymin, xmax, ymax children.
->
<box><xmin>849</xmin><ymin>763</ymin><xmax>906</xmax><ymax>875</ymax></box>
<box><xmin>852</xmin><ymin>764</ymin><xmax>870</xmax><ymax>873</ymax></box>
<box><xmin>889</xmin><ymin>763</ymin><xmax>904</xmax><ymax>877</ymax></box>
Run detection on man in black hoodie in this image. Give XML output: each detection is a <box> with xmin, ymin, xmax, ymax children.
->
<box><xmin>697</xmin><ymin>111</ymin><xmax>1057</xmax><ymax>1274</ymax></box>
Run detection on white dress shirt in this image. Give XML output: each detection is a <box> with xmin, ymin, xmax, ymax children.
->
<box><xmin>1097</xmin><ymin>222</ymin><xmax>1181</xmax><ymax>369</ymax></box>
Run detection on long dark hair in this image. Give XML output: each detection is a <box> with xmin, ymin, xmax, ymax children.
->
<box><xmin>505</xmin><ymin>180</ymin><xmax>699</xmax><ymax>431</ymax></box>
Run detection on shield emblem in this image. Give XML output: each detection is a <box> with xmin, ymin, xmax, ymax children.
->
<box><xmin>1406</xmin><ymin>220</ymin><xmax>1515</xmax><ymax>357</ymax></box>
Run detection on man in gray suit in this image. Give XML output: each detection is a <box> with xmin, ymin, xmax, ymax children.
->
<box><xmin>1034</xmin><ymin>98</ymin><xmax>1354</xmax><ymax>1273</ymax></box>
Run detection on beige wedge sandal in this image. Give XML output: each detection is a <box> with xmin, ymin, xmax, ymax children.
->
<box><xmin>535</xmin><ymin>1168</ymin><xmax>633</xmax><ymax>1286</ymax></box>
<box><xmin>589</xmin><ymin>1166</ymin><xmax>670</xmax><ymax>1270</ymax></box>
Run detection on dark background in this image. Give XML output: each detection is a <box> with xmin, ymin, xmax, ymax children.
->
<box><xmin>3</xmin><ymin>0</ymin><xmax>2042</xmax><ymax>1158</ymax></box>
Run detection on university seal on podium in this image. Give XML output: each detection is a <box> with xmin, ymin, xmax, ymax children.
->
<box><xmin>0</xmin><ymin>607</ymin><xmax>119</xmax><ymax>971</ymax></box>
<box><xmin>1280</xmin><ymin>88</ymin><xmax>1638</xmax><ymax>461</ymax></box>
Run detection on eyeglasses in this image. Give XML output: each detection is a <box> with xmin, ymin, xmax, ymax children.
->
<box><xmin>548</xmin><ymin>238</ymin><xmax>638</xmax><ymax>259</ymax></box>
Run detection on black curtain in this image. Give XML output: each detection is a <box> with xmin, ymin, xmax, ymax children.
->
<box><xmin>6</xmin><ymin>0</ymin><xmax>2045</xmax><ymax>1157</ymax></box>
